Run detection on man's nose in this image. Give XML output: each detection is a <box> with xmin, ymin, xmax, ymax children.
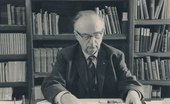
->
<box><xmin>89</xmin><ymin>37</ymin><xmax>96</xmax><ymax>45</ymax></box>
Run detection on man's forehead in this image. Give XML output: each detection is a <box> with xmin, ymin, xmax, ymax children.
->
<box><xmin>75</xmin><ymin>15</ymin><xmax>104</xmax><ymax>32</ymax></box>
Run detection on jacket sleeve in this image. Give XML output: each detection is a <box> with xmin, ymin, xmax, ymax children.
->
<box><xmin>114</xmin><ymin>52</ymin><xmax>144</xmax><ymax>100</ymax></box>
<box><xmin>41</xmin><ymin>51</ymin><xmax>68</xmax><ymax>102</ymax></box>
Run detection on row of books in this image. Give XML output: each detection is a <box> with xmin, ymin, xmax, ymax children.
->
<box><xmin>32</xmin><ymin>6</ymin><xmax>124</xmax><ymax>36</ymax></box>
<box><xmin>32</xmin><ymin>10</ymin><xmax>59</xmax><ymax>35</ymax></box>
<box><xmin>133</xmin><ymin>56</ymin><xmax>170</xmax><ymax>80</ymax></box>
<box><xmin>0</xmin><ymin>100</ymin><xmax>22</xmax><ymax>104</ymax></box>
<box><xmin>0</xmin><ymin>33</ymin><xmax>27</xmax><ymax>55</ymax></box>
<box><xmin>95</xmin><ymin>6</ymin><xmax>122</xmax><ymax>35</ymax></box>
<box><xmin>34</xmin><ymin>86</ymin><xmax>44</xmax><ymax>100</ymax></box>
<box><xmin>143</xmin><ymin>85</ymin><xmax>161</xmax><ymax>99</ymax></box>
<box><xmin>7</xmin><ymin>4</ymin><xmax>25</xmax><ymax>25</ymax></box>
<box><xmin>136</xmin><ymin>0</ymin><xmax>170</xmax><ymax>19</ymax></box>
<box><xmin>134</xmin><ymin>26</ymin><xmax>170</xmax><ymax>52</ymax></box>
<box><xmin>0</xmin><ymin>87</ymin><xmax>12</xmax><ymax>100</ymax></box>
<box><xmin>0</xmin><ymin>61</ymin><xmax>26</xmax><ymax>82</ymax></box>
<box><xmin>0</xmin><ymin>87</ymin><xmax>25</xmax><ymax>103</ymax></box>
<box><xmin>34</xmin><ymin>48</ymin><xmax>62</xmax><ymax>73</ymax></box>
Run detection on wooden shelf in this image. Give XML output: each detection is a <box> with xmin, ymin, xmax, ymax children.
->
<box><xmin>0</xmin><ymin>54</ymin><xmax>27</xmax><ymax>61</ymax></box>
<box><xmin>134</xmin><ymin>52</ymin><xmax>170</xmax><ymax>58</ymax></box>
<box><xmin>134</xmin><ymin>19</ymin><xmax>170</xmax><ymax>25</ymax></box>
<box><xmin>33</xmin><ymin>34</ymin><xmax>126</xmax><ymax>41</ymax></box>
<box><xmin>0</xmin><ymin>25</ymin><xmax>26</xmax><ymax>31</ymax></box>
<box><xmin>1</xmin><ymin>0</ymin><xmax>25</xmax><ymax>4</ymax></box>
<box><xmin>0</xmin><ymin>82</ymin><xmax>27</xmax><ymax>87</ymax></box>
<box><xmin>34</xmin><ymin>72</ymin><xmax>50</xmax><ymax>78</ymax></box>
<box><xmin>139</xmin><ymin>80</ymin><xmax>170</xmax><ymax>86</ymax></box>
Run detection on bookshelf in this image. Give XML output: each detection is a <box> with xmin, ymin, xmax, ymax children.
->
<box><xmin>134</xmin><ymin>52</ymin><xmax>170</xmax><ymax>58</ymax></box>
<box><xmin>0</xmin><ymin>55</ymin><xmax>27</xmax><ymax>61</ymax></box>
<box><xmin>1</xmin><ymin>0</ymin><xmax>169</xmax><ymax>103</ymax></box>
<box><xmin>0</xmin><ymin>0</ymin><xmax>29</xmax><ymax>103</ymax></box>
<box><xmin>0</xmin><ymin>82</ymin><xmax>27</xmax><ymax>87</ymax></box>
<box><xmin>129</xmin><ymin>0</ymin><xmax>170</xmax><ymax>99</ymax></box>
<box><xmin>33</xmin><ymin>34</ymin><xmax>126</xmax><ymax>40</ymax></box>
<box><xmin>134</xmin><ymin>19</ymin><xmax>170</xmax><ymax>25</ymax></box>
<box><xmin>0</xmin><ymin>25</ymin><xmax>26</xmax><ymax>31</ymax></box>
<box><xmin>139</xmin><ymin>80</ymin><xmax>170</xmax><ymax>86</ymax></box>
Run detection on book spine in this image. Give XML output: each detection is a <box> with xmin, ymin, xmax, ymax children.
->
<box><xmin>151</xmin><ymin>61</ymin><xmax>157</xmax><ymax>80</ymax></box>
<box><xmin>113</xmin><ymin>7</ymin><xmax>121</xmax><ymax>34</ymax></box>
<box><xmin>139</xmin><ymin>0</ymin><xmax>144</xmax><ymax>19</ymax></box>
<box><xmin>155</xmin><ymin>59</ymin><xmax>160</xmax><ymax>80</ymax></box>
<box><xmin>15</xmin><ymin>7</ymin><xmax>21</xmax><ymax>25</ymax></box>
<box><xmin>161</xmin><ymin>60</ymin><xmax>166</xmax><ymax>80</ymax></box>
<box><xmin>34</xmin><ymin>48</ymin><xmax>41</xmax><ymax>73</ymax></box>
<box><xmin>121</xmin><ymin>12</ymin><xmax>128</xmax><ymax>34</ymax></box>
<box><xmin>141</xmin><ymin>0</ymin><xmax>149</xmax><ymax>19</ymax></box>
<box><xmin>10</xmin><ymin>5</ymin><xmax>15</xmax><ymax>24</ymax></box>
<box><xmin>49</xmin><ymin>13</ymin><xmax>52</xmax><ymax>35</ymax></box>
<box><xmin>166</xmin><ymin>0</ymin><xmax>170</xmax><ymax>19</ymax></box>
<box><xmin>160</xmin><ymin>0</ymin><xmax>166</xmax><ymax>19</ymax></box>
<box><xmin>21</xmin><ymin>7</ymin><xmax>26</xmax><ymax>25</ymax></box>
<box><xmin>144</xmin><ymin>62</ymin><xmax>149</xmax><ymax>80</ymax></box>
<box><xmin>150</xmin><ymin>32</ymin><xmax>158</xmax><ymax>52</ymax></box>
<box><xmin>155</xmin><ymin>0</ymin><xmax>165</xmax><ymax>19</ymax></box>
<box><xmin>146</xmin><ymin>56</ymin><xmax>153</xmax><ymax>80</ymax></box>
<box><xmin>134</xmin><ymin>28</ymin><xmax>140</xmax><ymax>52</ymax></box>
<box><xmin>105</xmin><ymin>6</ymin><xmax>116</xmax><ymax>34</ymax></box>
<box><xmin>149</xmin><ymin>0</ymin><xmax>155</xmax><ymax>19</ymax></box>
<box><xmin>139</xmin><ymin>27</ymin><xmax>144</xmax><ymax>52</ymax></box>
<box><xmin>7</xmin><ymin>4</ymin><xmax>12</xmax><ymax>25</ymax></box>
<box><xmin>55</xmin><ymin>14</ymin><xmax>59</xmax><ymax>35</ymax></box>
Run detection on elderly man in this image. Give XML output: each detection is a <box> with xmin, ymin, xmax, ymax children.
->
<box><xmin>41</xmin><ymin>10</ymin><xmax>143</xmax><ymax>104</ymax></box>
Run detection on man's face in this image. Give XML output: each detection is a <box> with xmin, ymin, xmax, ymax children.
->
<box><xmin>74</xmin><ymin>15</ymin><xmax>104</xmax><ymax>56</ymax></box>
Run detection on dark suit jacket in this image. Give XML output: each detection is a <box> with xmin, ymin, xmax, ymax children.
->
<box><xmin>41</xmin><ymin>42</ymin><xmax>143</xmax><ymax>103</ymax></box>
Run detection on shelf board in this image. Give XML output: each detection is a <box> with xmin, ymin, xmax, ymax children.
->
<box><xmin>0</xmin><ymin>54</ymin><xmax>27</xmax><ymax>61</ymax></box>
<box><xmin>139</xmin><ymin>80</ymin><xmax>170</xmax><ymax>86</ymax></box>
<box><xmin>33</xmin><ymin>34</ymin><xmax>126</xmax><ymax>41</ymax></box>
<box><xmin>0</xmin><ymin>25</ymin><xmax>26</xmax><ymax>31</ymax></box>
<box><xmin>134</xmin><ymin>52</ymin><xmax>170</xmax><ymax>58</ymax></box>
<box><xmin>0</xmin><ymin>82</ymin><xmax>27</xmax><ymax>87</ymax></box>
<box><xmin>134</xmin><ymin>19</ymin><xmax>170</xmax><ymax>25</ymax></box>
<box><xmin>34</xmin><ymin>72</ymin><xmax>50</xmax><ymax>78</ymax></box>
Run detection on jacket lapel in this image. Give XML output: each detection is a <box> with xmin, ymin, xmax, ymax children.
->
<box><xmin>74</xmin><ymin>45</ymin><xmax>108</xmax><ymax>96</ymax></box>
<box><xmin>96</xmin><ymin>47</ymin><xmax>108</xmax><ymax>97</ymax></box>
<box><xmin>75</xmin><ymin>47</ymin><xmax>89</xmax><ymax>92</ymax></box>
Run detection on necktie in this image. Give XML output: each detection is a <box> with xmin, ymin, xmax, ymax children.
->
<box><xmin>87</xmin><ymin>56</ymin><xmax>98</xmax><ymax>97</ymax></box>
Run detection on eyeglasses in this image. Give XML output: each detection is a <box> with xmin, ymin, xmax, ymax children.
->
<box><xmin>75</xmin><ymin>30</ymin><xmax>104</xmax><ymax>40</ymax></box>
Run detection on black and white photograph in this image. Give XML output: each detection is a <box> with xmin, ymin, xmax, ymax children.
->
<box><xmin>0</xmin><ymin>0</ymin><xmax>170</xmax><ymax>104</ymax></box>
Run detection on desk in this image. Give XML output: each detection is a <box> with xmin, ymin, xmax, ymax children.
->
<box><xmin>37</xmin><ymin>98</ymin><xmax>170</xmax><ymax>104</ymax></box>
<box><xmin>37</xmin><ymin>99</ymin><xmax>124</xmax><ymax>104</ymax></box>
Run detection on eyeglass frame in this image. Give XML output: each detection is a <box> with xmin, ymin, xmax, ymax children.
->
<box><xmin>74</xmin><ymin>30</ymin><xmax>104</xmax><ymax>40</ymax></box>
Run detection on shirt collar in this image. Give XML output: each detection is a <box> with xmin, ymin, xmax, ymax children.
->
<box><xmin>82</xmin><ymin>50</ymin><xmax>98</xmax><ymax>60</ymax></box>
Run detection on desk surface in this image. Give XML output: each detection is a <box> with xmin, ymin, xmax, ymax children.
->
<box><xmin>37</xmin><ymin>98</ymin><xmax>170</xmax><ymax>104</ymax></box>
<box><xmin>37</xmin><ymin>99</ymin><xmax>124</xmax><ymax>104</ymax></box>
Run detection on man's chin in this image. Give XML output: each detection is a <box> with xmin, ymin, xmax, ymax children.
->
<box><xmin>87</xmin><ymin>49</ymin><xmax>97</xmax><ymax>55</ymax></box>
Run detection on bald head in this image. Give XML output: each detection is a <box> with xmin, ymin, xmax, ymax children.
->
<box><xmin>73</xmin><ymin>10</ymin><xmax>105</xmax><ymax>33</ymax></box>
<box><xmin>73</xmin><ymin>10</ymin><xmax>105</xmax><ymax>56</ymax></box>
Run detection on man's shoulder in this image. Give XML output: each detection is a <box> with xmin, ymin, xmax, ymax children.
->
<box><xmin>59</xmin><ymin>43</ymin><xmax>79</xmax><ymax>58</ymax></box>
<box><xmin>102</xmin><ymin>43</ymin><xmax>124</xmax><ymax>56</ymax></box>
<box><xmin>61</xmin><ymin>43</ymin><xmax>78</xmax><ymax>52</ymax></box>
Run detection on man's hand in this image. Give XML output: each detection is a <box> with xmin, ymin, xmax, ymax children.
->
<box><xmin>55</xmin><ymin>93</ymin><xmax>79</xmax><ymax>104</ymax></box>
<box><xmin>125</xmin><ymin>90</ymin><xmax>142</xmax><ymax>104</ymax></box>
